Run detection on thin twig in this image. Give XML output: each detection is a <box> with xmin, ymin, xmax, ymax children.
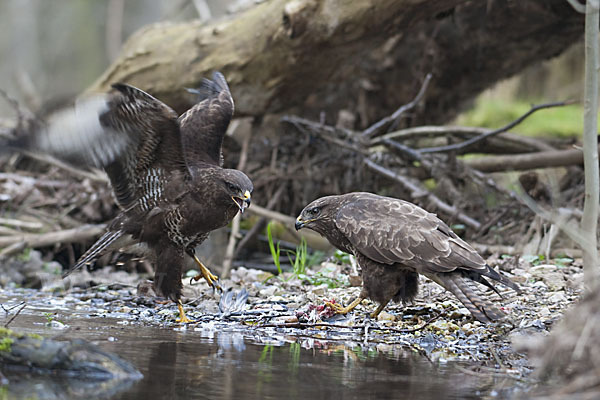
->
<box><xmin>362</xmin><ymin>73</ymin><xmax>432</xmax><ymax>139</ymax></box>
<box><xmin>22</xmin><ymin>151</ymin><xmax>109</xmax><ymax>183</ymax></box>
<box><xmin>0</xmin><ymin>217</ymin><xmax>44</xmax><ymax>230</ymax></box>
<box><xmin>1</xmin><ymin>302</ymin><xmax>26</xmax><ymax>313</ymax></box>
<box><xmin>3</xmin><ymin>303</ymin><xmax>27</xmax><ymax>328</ymax></box>
<box><xmin>565</xmin><ymin>0</ymin><xmax>586</xmax><ymax>13</ymax></box>
<box><xmin>0</xmin><ymin>242</ymin><xmax>26</xmax><ymax>259</ymax></box>
<box><xmin>0</xmin><ymin>172</ymin><xmax>71</xmax><ymax>188</ymax></box>
<box><xmin>221</xmin><ymin>119</ymin><xmax>255</xmax><ymax>278</ymax></box>
<box><xmin>282</xmin><ymin>116</ymin><xmax>367</xmax><ymax>154</ymax></box>
<box><xmin>251</xmin><ymin>312</ymin><xmax>440</xmax><ymax>334</ymax></box>
<box><xmin>0</xmin><ymin>224</ymin><xmax>106</xmax><ymax>248</ymax></box>
<box><xmin>372</xmin><ymin>125</ymin><xmax>556</xmax><ymax>152</ymax></box>
<box><xmin>419</xmin><ymin>101</ymin><xmax>573</xmax><ymax>154</ymax></box>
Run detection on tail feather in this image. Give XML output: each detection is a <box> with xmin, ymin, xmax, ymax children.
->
<box><xmin>62</xmin><ymin>229</ymin><xmax>123</xmax><ymax>278</ymax></box>
<box><xmin>479</xmin><ymin>264</ymin><xmax>522</xmax><ymax>293</ymax></box>
<box><xmin>429</xmin><ymin>273</ymin><xmax>507</xmax><ymax>323</ymax></box>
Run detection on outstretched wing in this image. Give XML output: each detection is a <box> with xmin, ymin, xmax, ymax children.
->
<box><xmin>15</xmin><ymin>84</ymin><xmax>186</xmax><ymax>209</ymax></box>
<box><xmin>102</xmin><ymin>84</ymin><xmax>185</xmax><ymax>209</ymax></box>
<box><xmin>334</xmin><ymin>193</ymin><xmax>488</xmax><ymax>275</ymax></box>
<box><xmin>178</xmin><ymin>71</ymin><xmax>234</xmax><ymax>169</ymax></box>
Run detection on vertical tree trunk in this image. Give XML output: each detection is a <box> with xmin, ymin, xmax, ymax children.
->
<box><xmin>582</xmin><ymin>0</ymin><xmax>599</xmax><ymax>291</ymax></box>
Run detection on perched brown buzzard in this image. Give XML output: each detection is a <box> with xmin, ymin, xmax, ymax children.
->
<box><xmin>7</xmin><ymin>72</ymin><xmax>252</xmax><ymax>322</ymax></box>
<box><xmin>295</xmin><ymin>192</ymin><xmax>520</xmax><ymax>323</ymax></box>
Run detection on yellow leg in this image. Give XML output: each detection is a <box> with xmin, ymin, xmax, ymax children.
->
<box><xmin>326</xmin><ymin>296</ymin><xmax>364</xmax><ymax>315</ymax></box>
<box><xmin>190</xmin><ymin>255</ymin><xmax>221</xmax><ymax>291</ymax></box>
<box><xmin>369</xmin><ymin>301</ymin><xmax>390</xmax><ymax>319</ymax></box>
<box><xmin>176</xmin><ymin>300</ymin><xmax>193</xmax><ymax>323</ymax></box>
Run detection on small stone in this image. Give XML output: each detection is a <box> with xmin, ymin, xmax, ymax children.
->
<box><xmin>461</xmin><ymin>323</ymin><xmax>474</xmax><ymax>335</ymax></box>
<box><xmin>566</xmin><ymin>273</ymin><xmax>584</xmax><ymax>291</ymax></box>
<box><xmin>531</xmin><ymin>281</ymin><xmax>547</xmax><ymax>289</ymax></box>
<box><xmin>548</xmin><ymin>291</ymin><xmax>566</xmax><ymax>303</ymax></box>
<box><xmin>449</xmin><ymin>307</ymin><xmax>470</xmax><ymax>319</ymax></box>
<box><xmin>530</xmin><ymin>266</ymin><xmax>565</xmax><ymax>291</ymax></box>
<box><xmin>259</xmin><ymin>286</ymin><xmax>277</xmax><ymax>297</ymax></box>
<box><xmin>348</xmin><ymin>275</ymin><xmax>362</xmax><ymax>287</ymax></box>
<box><xmin>376</xmin><ymin>311</ymin><xmax>396</xmax><ymax>321</ymax></box>
<box><xmin>529</xmin><ymin>264</ymin><xmax>558</xmax><ymax>274</ymax></box>
<box><xmin>441</xmin><ymin>301</ymin><xmax>455</xmax><ymax>309</ymax></box>
<box><xmin>311</xmin><ymin>285</ymin><xmax>328</xmax><ymax>296</ymax></box>
<box><xmin>50</xmin><ymin>320</ymin><xmax>67</xmax><ymax>329</ymax></box>
<box><xmin>541</xmin><ymin>272</ymin><xmax>566</xmax><ymax>291</ymax></box>
<box><xmin>430</xmin><ymin>320</ymin><xmax>449</xmax><ymax>332</ymax></box>
<box><xmin>272</xmin><ymin>315</ymin><xmax>298</xmax><ymax>324</ymax></box>
<box><xmin>538</xmin><ymin>307</ymin><xmax>550</xmax><ymax>317</ymax></box>
<box><xmin>446</xmin><ymin>322</ymin><xmax>460</xmax><ymax>332</ymax></box>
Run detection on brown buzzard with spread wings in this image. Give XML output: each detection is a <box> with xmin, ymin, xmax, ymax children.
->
<box><xmin>296</xmin><ymin>192</ymin><xmax>520</xmax><ymax>323</ymax></box>
<box><xmin>8</xmin><ymin>72</ymin><xmax>252</xmax><ymax>322</ymax></box>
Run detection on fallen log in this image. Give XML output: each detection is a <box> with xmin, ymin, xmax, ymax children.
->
<box><xmin>87</xmin><ymin>0</ymin><xmax>582</xmax><ymax>124</ymax></box>
<box><xmin>466</xmin><ymin>145</ymin><xmax>589</xmax><ymax>172</ymax></box>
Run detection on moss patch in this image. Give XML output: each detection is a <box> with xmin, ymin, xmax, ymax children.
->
<box><xmin>0</xmin><ymin>327</ymin><xmax>43</xmax><ymax>352</ymax></box>
<box><xmin>0</xmin><ymin>337</ymin><xmax>13</xmax><ymax>353</ymax></box>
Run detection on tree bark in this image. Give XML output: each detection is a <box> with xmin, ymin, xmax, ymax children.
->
<box><xmin>581</xmin><ymin>0</ymin><xmax>599</xmax><ymax>291</ymax></box>
<box><xmin>87</xmin><ymin>0</ymin><xmax>583</xmax><ymax>125</ymax></box>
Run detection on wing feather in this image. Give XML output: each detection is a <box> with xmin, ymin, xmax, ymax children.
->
<box><xmin>334</xmin><ymin>193</ymin><xmax>487</xmax><ymax>275</ymax></box>
<box><xmin>179</xmin><ymin>71</ymin><xmax>234</xmax><ymax>169</ymax></box>
<box><xmin>20</xmin><ymin>83</ymin><xmax>185</xmax><ymax>210</ymax></box>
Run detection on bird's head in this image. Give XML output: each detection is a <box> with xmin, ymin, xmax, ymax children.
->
<box><xmin>295</xmin><ymin>196</ymin><xmax>337</xmax><ymax>233</ymax></box>
<box><xmin>218</xmin><ymin>169</ymin><xmax>253</xmax><ymax>214</ymax></box>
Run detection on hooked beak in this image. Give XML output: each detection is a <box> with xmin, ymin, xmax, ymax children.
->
<box><xmin>295</xmin><ymin>216</ymin><xmax>305</xmax><ymax>231</ymax></box>
<box><xmin>232</xmin><ymin>190</ymin><xmax>252</xmax><ymax>214</ymax></box>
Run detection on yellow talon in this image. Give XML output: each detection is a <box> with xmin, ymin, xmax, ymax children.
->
<box><xmin>369</xmin><ymin>302</ymin><xmax>389</xmax><ymax>319</ymax></box>
<box><xmin>325</xmin><ymin>297</ymin><xmax>364</xmax><ymax>315</ymax></box>
<box><xmin>176</xmin><ymin>300</ymin><xmax>193</xmax><ymax>323</ymax></box>
<box><xmin>190</xmin><ymin>255</ymin><xmax>221</xmax><ymax>291</ymax></box>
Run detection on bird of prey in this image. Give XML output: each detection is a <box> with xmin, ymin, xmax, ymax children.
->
<box><xmin>6</xmin><ymin>72</ymin><xmax>252</xmax><ymax>323</ymax></box>
<box><xmin>295</xmin><ymin>192</ymin><xmax>520</xmax><ymax>323</ymax></box>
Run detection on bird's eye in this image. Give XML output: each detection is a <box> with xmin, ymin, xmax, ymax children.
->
<box><xmin>309</xmin><ymin>207</ymin><xmax>320</xmax><ymax>215</ymax></box>
<box><xmin>227</xmin><ymin>183</ymin><xmax>237</xmax><ymax>192</ymax></box>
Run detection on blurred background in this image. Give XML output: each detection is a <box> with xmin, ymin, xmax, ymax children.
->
<box><xmin>0</xmin><ymin>0</ymin><xmax>253</xmax><ymax>116</ymax></box>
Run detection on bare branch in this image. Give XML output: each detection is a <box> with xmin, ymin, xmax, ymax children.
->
<box><xmin>565</xmin><ymin>0</ymin><xmax>586</xmax><ymax>13</ymax></box>
<box><xmin>418</xmin><ymin>101</ymin><xmax>574</xmax><ymax>154</ymax></box>
<box><xmin>373</xmin><ymin>125</ymin><xmax>556</xmax><ymax>152</ymax></box>
<box><xmin>3</xmin><ymin>303</ymin><xmax>27</xmax><ymax>328</ymax></box>
<box><xmin>465</xmin><ymin>145</ymin><xmax>591</xmax><ymax>172</ymax></box>
<box><xmin>0</xmin><ymin>224</ymin><xmax>106</xmax><ymax>249</ymax></box>
<box><xmin>361</xmin><ymin>73</ymin><xmax>432</xmax><ymax>139</ymax></box>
